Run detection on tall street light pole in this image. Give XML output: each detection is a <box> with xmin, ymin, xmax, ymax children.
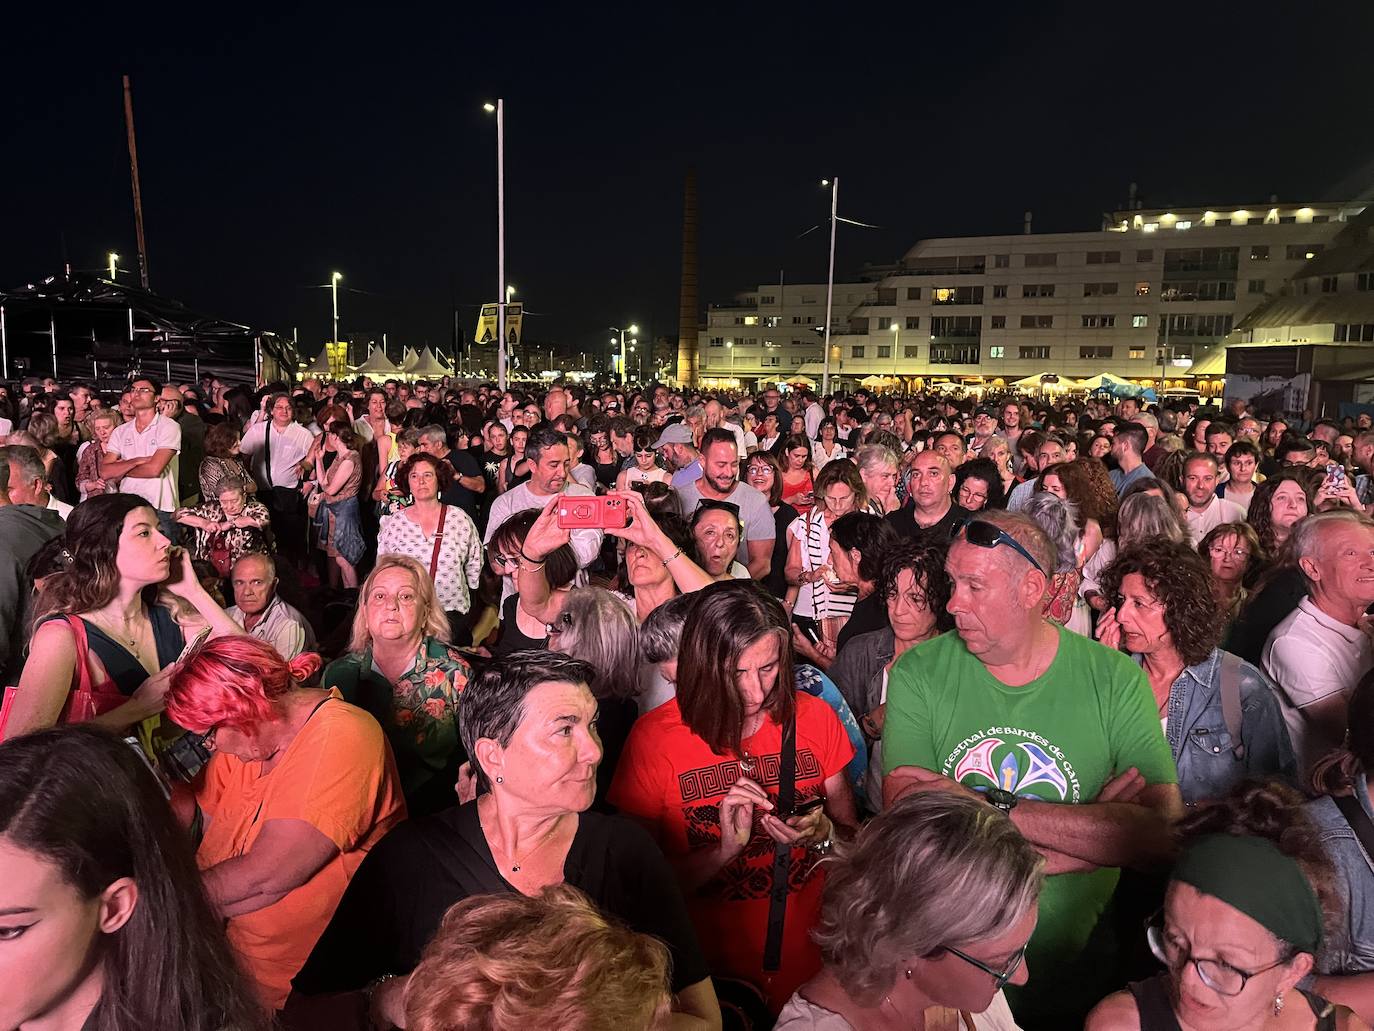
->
<box><xmin>108</xmin><ymin>253</ymin><xmax>119</xmax><ymax>282</ymax></box>
<box><xmin>821</xmin><ymin>177</ymin><xmax>838</xmax><ymax>396</ymax></box>
<box><xmin>331</xmin><ymin>271</ymin><xmax>342</xmax><ymax>349</ymax></box>
<box><xmin>891</xmin><ymin>322</ymin><xmax>901</xmax><ymax>382</ymax></box>
<box><xmin>485</xmin><ymin>100</ymin><xmax>508</xmax><ymax>391</ymax></box>
<box><xmin>610</xmin><ymin>323</ymin><xmax>639</xmax><ymax>385</ymax></box>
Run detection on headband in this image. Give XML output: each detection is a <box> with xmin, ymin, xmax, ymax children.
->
<box><xmin>1173</xmin><ymin>834</ymin><xmax>1323</xmax><ymax>954</ymax></box>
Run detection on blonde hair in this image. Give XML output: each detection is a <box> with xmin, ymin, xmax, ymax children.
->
<box><xmin>348</xmin><ymin>553</ymin><xmax>451</xmax><ymax>653</ymax></box>
<box><xmin>813</xmin><ymin>792</ymin><xmax>1043</xmax><ymax>1005</ymax></box>
<box><xmin>403</xmin><ymin>884</ymin><xmax>670</xmax><ymax>1031</ymax></box>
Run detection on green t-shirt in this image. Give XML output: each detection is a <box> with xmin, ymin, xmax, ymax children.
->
<box><xmin>882</xmin><ymin>624</ymin><xmax>1175</xmax><ymax>1015</ymax></box>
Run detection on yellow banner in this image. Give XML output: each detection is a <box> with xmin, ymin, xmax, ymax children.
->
<box><xmin>475</xmin><ymin>302</ymin><xmax>524</xmax><ymax>346</ymax></box>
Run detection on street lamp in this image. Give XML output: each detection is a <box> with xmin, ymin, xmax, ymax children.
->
<box><xmin>891</xmin><ymin>322</ymin><xmax>901</xmax><ymax>381</ymax></box>
<box><xmin>610</xmin><ymin>323</ymin><xmax>639</xmax><ymax>385</ymax></box>
<box><xmin>726</xmin><ymin>340</ymin><xmax>735</xmax><ymax>383</ymax></box>
<box><xmin>330</xmin><ymin>272</ymin><xmax>342</xmax><ymax>346</ymax></box>
<box><xmin>484</xmin><ymin>99</ymin><xmax>508</xmax><ymax>390</ymax></box>
<box><xmin>820</xmin><ymin>177</ymin><xmax>839</xmax><ymax>394</ymax></box>
<box><xmin>108</xmin><ymin>253</ymin><xmax>119</xmax><ymax>281</ymax></box>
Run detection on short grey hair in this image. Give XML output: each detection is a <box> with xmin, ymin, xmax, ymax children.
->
<box><xmin>1023</xmin><ymin>491</ymin><xmax>1081</xmax><ymax>572</ymax></box>
<box><xmin>638</xmin><ymin>592</ymin><xmax>696</xmax><ymax>664</ymax></box>
<box><xmin>231</xmin><ymin>551</ymin><xmax>276</xmax><ymax>579</ymax></box>
<box><xmin>418</xmin><ymin>424</ymin><xmax>449</xmax><ymax>445</ymax></box>
<box><xmin>3</xmin><ymin>444</ymin><xmax>48</xmax><ymax>486</ymax></box>
<box><xmin>1133</xmin><ymin>412</ymin><xmax>1159</xmax><ymax>432</ymax></box>
<box><xmin>1293</xmin><ymin>510</ymin><xmax>1374</xmax><ymax>592</ymax></box>
<box><xmin>813</xmin><ymin>792</ymin><xmax>1043</xmax><ymax>1005</ymax></box>
<box><xmin>854</xmin><ymin>444</ymin><xmax>898</xmax><ymax>474</ymax></box>
<box><xmin>1116</xmin><ymin>491</ymin><xmax>1185</xmax><ymax>548</ymax></box>
<box><xmin>458</xmin><ymin>651</ymin><xmax>597</xmax><ymax>794</ymax></box>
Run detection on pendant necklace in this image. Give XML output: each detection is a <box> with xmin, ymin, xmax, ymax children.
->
<box><xmin>503</xmin><ymin>816</ymin><xmax>564</xmax><ymax>874</ymax></box>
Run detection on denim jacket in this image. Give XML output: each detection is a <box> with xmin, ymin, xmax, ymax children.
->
<box><xmin>1307</xmin><ymin>776</ymin><xmax>1374</xmax><ymax>974</ymax></box>
<box><xmin>1155</xmin><ymin>648</ymin><xmax>1297</xmax><ymax>805</ymax></box>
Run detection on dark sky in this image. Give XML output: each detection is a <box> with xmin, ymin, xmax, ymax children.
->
<box><xmin>4</xmin><ymin>0</ymin><xmax>1373</xmax><ymax>366</ymax></box>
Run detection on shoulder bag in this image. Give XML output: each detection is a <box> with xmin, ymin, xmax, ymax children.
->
<box><xmin>0</xmin><ymin>617</ymin><xmax>126</xmax><ymax>741</ymax></box>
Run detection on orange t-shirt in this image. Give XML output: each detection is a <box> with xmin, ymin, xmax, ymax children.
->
<box><xmin>195</xmin><ymin>690</ymin><xmax>406</xmax><ymax>1009</ymax></box>
<box><xmin>608</xmin><ymin>692</ymin><xmax>852</xmax><ymax>1012</ymax></box>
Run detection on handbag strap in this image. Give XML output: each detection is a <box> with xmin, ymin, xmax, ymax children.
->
<box><xmin>64</xmin><ymin>616</ymin><xmax>94</xmax><ymax>696</ymax></box>
<box><xmin>1217</xmin><ymin>651</ymin><xmax>1246</xmax><ymax>760</ymax></box>
<box><xmin>429</xmin><ymin>505</ymin><xmax>449</xmax><ymax>581</ymax></box>
<box><xmin>763</xmin><ymin>711</ymin><xmax>797</xmax><ymax>972</ymax></box>
<box><xmin>1335</xmin><ymin>792</ymin><xmax>1374</xmax><ymax>871</ymax></box>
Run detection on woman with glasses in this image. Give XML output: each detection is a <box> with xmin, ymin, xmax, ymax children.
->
<box><xmin>786</xmin><ymin>460</ymin><xmax>867</xmax><ymax>661</ymax></box>
<box><xmin>1086</xmin><ymin>781</ymin><xmax>1359</xmax><ymax>1031</ymax></box>
<box><xmin>954</xmin><ymin>457</ymin><xmax>1006</xmax><ymax>514</ymax></box>
<box><xmin>744</xmin><ymin>449</ymin><xmax>800</xmax><ymax>599</ymax></box>
<box><xmin>165</xmin><ymin>634</ymin><xmax>405</xmax><ymax>1013</ymax></box>
<box><xmin>615</xmin><ymin>424</ymin><xmax>670</xmax><ymax>492</ymax></box>
<box><xmin>1094</xmin><ymin>538</ymin><xmax>1294</xmax><ymax>806</ymax></box>
<box><xmin>321</xmin><ymin>554</ymin><xmax>471</xmax><ymax>817</ymax></box>
<box><xmin>481</xmin><ymin>508</ymin><xmax>580</xmax><ymax>659</ymax></box>
<box><xmin>780</xmin><ymin>433</ymin><xmax>817</xmax><ymax>516</ymax></box>
<box><xmin>1198</xmin><ymin>521</ymin><xmax>1266</xmax><ymax>619</ymax></box>
<box><xmin>776</xmin><ymin>791</ymin><xmax>1041</xmax><ymax>1030</ymax></box>
<box><xmin>586</xmin><ymin>415</ymin><xmax>624</xmax><ymax>491</ymax></box>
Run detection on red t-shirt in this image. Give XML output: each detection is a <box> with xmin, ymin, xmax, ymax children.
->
<box><xmin>609</xmin><ymin>692</ymin><xmax>853</xmax><ymax>1011</ymax></box>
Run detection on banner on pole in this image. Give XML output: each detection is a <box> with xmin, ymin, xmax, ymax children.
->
<box><xmin>475</xmin><ymin>302</ymin><xmax>524</xmax><ymax>346</ymax></box>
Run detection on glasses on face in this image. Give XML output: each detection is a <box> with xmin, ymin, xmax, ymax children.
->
<box><xmin>493</xmin><ymin>552</ymin><xmax>520</xmax><ymax>568</ymax></box>
<box><xmin>943</xmin><ymin>942</ymin><xmax>1028</xmax><ymax>990</ymax></box>
<box><xmin>951</xmin><ymin>519</ymin><xmax>1046</xmax><ymax>575</ymax></box>
<box><xmin>1146</xmin><ymin>916</ymin><xmax>1288</xmax><ymax>997</ymax></box>
<box><xmin>1209</xmin><ymin>544</ymin><xmax>1251</xmax><ymax>560</ymax></box>
<box><xmin>747</xmin><ymin>465</ymin><xmax>772</xmax><ymax>478</ymax></box>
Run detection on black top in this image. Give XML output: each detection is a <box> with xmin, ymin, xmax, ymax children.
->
<box><xmin>1225</xmin><ymin>566</ymin><xmax>1306</xmax><ymax>666</ymax></box>
<box><xmin>439</xmin><ymin>449</ymin><xmax>483</xmax><ymax>523</ymax></box>
<box><xmin>1127</xmin><ymin>975</ymin><xmax>1335</xmax><ymax>1030</ymax></box>
<box><xmin>765</xmin><ymin>502</ymin><xmax>799</xmax><ymax>600</ymax></box>
<box><xmin>294</xmin><ymin>801</ymin><xmax>709</xmax><ymax>996</ymax></box>
<box><xmin>836</xmin><ymin>591</ymin><xmax>889</xmax><ymax>651</ymax></box>
<box><xmin>488</xmin><ymin>594</ymin><xmax>549</xmax><ymax>660</ymax></box>
<box><xmin>885</xmin><ymin>501</ymin><xmax>969</xmax><ymax>548</ymax></box>
<box><xmin>41</xmin><ymin>607</ymin><xmax>185</xmax><ymax>695</ymax></box>
<box><xmin>592</xmin><ymin>456</ymin><xmax>621</xmax><ymax>489</ymax></box>
<box><xmin>592</xmin><ymin>696</ymin><xmax>637</xmax><ymax>813</ymax></box>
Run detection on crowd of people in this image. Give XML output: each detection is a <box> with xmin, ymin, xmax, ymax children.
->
<box><xmin>4</xmin><ymin>371</ymin><xmax>1374</xmax><ymax>1030</ymax></box>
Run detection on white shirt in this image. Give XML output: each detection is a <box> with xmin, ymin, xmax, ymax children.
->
<box><xmin>240</xmin><ymin>416</ymin><xmax>314</xmax><ymax>489</ymax></box>
<box><xmin>804</xmin><ymin>401</ymin><xmax>824</xmax><ymax>441</ymax></box>
<box><xmin>107</xmin><ymin>412</ymin><xmax>181</xmax><ymax>511</ymax></box>
<box><xmin>484</xmin><ymin>481</ymin><xmax>604</xmax><ymax>604</ymax></box>
<box><xmin>378</xmin><ymin>505</ymin><xmax>484</xmax><ymax>614</ymax></box>
<box><xmin>1183</xmin><ymin>494</ymin><xmax>1247</xmax><ymax>544</ymax></box>
<box><xmin>0</xmin><ymin>417</ymin><xmax>12</xmax><ymax>437</ymax></box>
<box><xmin>45</xmin><ymin>493</ymin><xmax>74</xmax><ymax>520</ymax></box>
<box><xmin>775</xmin><ymin>990</ymin><xmax>1021</xmax><ymax>1031</ymax></box>
<box><xmin>227</xmin><ymin>595</ymin><xmax>316</xmax><ymax>660</ymax></box>
<box><xmin>1263</xmin><ymin>596</ymin><xmax>1374</xmax><ymax>770</ymax></box>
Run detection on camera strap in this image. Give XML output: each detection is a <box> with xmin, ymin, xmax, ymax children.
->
<box><xmin>763</xmin><ymin>711</ymin><xmax>797</xmax><ymax>972</ymax></box>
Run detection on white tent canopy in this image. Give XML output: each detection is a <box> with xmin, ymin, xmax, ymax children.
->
<box><xmin>352</xmin><ymin>347</ymin><xmax>402</xmax><ymax>377</ymax></box>
<box><xmin>1012</xmin><ymin>372</ymin><xmax>1083</xmax><ymax>391</ymax></box>
<box><xmin>408</xmin><ymin>346</ymin><xmax>453</xmax><ymax>378</ymax></box>
<box><xmin>301</xmin><ymin>349</ymin><xmax>333</xmax><ymax>376</ymax></box>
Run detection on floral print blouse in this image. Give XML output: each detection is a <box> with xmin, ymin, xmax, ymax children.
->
<box><xmin>322</xmin><ymin>636</ymin><xmax>472</xmax><ymax>806</ymax></box>
<box><xmin>377</xmin><ymin>504</ymin><xmax>484</xmax><ymax>615</ymax></box>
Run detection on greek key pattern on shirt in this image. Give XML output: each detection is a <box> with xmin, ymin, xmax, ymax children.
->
<box><xmin>676</xmin><ymin>748</ymin><xmax>822</xmax><ymax>802</ymax></box>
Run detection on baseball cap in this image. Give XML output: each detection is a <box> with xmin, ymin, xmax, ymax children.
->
<box><xmin>976</xmin><ymin>406</ymin><xmax>996</xmax><ymax>418</ymax></box>
<box><xmin>652</xmin><ymin>424</ymin><xmax>694</xmax><ymax>449</ymax></box>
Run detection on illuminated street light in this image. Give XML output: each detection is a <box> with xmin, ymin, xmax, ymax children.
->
<box><xmin>108</xmin><ymin>252</ymin><xmax>119</xmax><ymax>281</ymax></box>
<box><xmin>331</xmin><ymin>271</ymin><xmax>342</xmax><ymax>345</ymax></box>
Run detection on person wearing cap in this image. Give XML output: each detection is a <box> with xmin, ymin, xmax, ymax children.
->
<box><xmin>653</xmin><ymin>423</ymin><xmax>702</xmax><ymax>489</ymax></box>
<box><xmin>967</xmin><ymin>406</ymin><xmax>998</xmax><ymax>458</ymax></box>
<box><xmin>1086</xmin><ymin>782</ymin><xmax>1360</xmax><ymax>1031</ymax></box>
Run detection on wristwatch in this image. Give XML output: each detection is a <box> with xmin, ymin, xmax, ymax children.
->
<box><xmin>984</xmin><ymin>787</ymin><xmax>1018</xmax><ymax>814</ymax></box>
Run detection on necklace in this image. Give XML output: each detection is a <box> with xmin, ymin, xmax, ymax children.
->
<box><xmin>88</xmin><ymin>608</ymin><xmax>144</xmax><ymax>650</ymax></box>
<box><xmin>495</xmin><ymin>815</ymin><xmax>565</xmax><ymax>874</ymax></box>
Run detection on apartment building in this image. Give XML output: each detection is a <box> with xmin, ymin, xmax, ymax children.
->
<box><xmin>794</xmin><ymin>201</ymin><xmax>1365</xmax><ymax>389</ymax></box>
<box><xmin>695</xmin><ymin>281</ymin><xmax>870</xmax><ymax>390</ymax></box>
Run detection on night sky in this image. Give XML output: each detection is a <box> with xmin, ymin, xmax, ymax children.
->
<box><xmin>4</xmin><ymin>1</ymin><xmax>1372</xmax><ymax>366</ymax></box>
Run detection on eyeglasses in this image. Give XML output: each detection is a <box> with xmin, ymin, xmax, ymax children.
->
<box><xmin>951</xmin><ymin>519</ymin><xmax>1046</xmax><ymax>575</ymax></box>
<box><xmin>202</xmin><ymin>724</ymin><xmax>220</xmax><ymax>751</ymax></box>
<box><xmin>493</xmin><ymin>553</ymin><xmax>520</xmax><ymax>568</ymax></box>
<box><xmin>1208</xmin><ymin>545</ymin><xmax>1251</xmax><ymax>560</ymax></box>
<box><xmin>1146</xmin><ymin>915</ymin><xmax>1288</xmax><ymax>996</ymax></box>
<box><xmin>943</xmin><ymin>942</ymin><xmax>1028</xmax><ymax>990</ymax></box>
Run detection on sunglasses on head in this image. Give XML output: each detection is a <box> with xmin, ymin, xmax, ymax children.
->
<box><xmin>951</xmin><ymin>518</ymin><xmax>1045</xmax><ymax>575</ymax></box>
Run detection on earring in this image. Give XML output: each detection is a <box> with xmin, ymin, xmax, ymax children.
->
<box><xmin>904</xmin><ymin>969</ymin><xmax>912</xmax><ymax>980</ymax></box>
<box><xmin>1273</xmin><ymin>992</ymin><xmax>1285</xmax><ymax>1016</ymax></box>
<box><xmin>495</xmin><ymin>776</ymin><xmax>503</xmax><ymax>783</ymax></box>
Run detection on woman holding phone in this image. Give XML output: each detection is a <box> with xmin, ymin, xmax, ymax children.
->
<box><xmin>6</xmin><ymin>494</ymin><xmax>242</xmax><ymax>738</ymax></box>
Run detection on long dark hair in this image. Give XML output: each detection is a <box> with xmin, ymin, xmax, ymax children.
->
<box><xmin>1311</xmin><ymin>667</ymin><xmax>1374</xmax><ymax>798</ymax></box>
<box><xmin>1247</xmin><ymin>471</ymin><xmax>1313</xmax><ymax>556</ymax></box>
<box><xmin>675</xmin><ymin>580</ymin><xmax>795</xmax><ymax>755</ymax></box>
<box><xmin>30</xmin><ymin>494</ymin><xmax>160</xmax><ymax>630</ymax></box>
<box><xmin>0</xmin><ymin>726</ymin><xmax>270</xmax><ymax>1031</ymax></box>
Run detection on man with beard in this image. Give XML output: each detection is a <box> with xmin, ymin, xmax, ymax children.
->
<box><xmin>886</xmin><ymin>450</ymin><xmax>967</xmax><ymax>547</ymax></box>
<box><xmin>675</xmin><ymin>429</ymin><xmax>774</xmax><ymax>579</ymax></box>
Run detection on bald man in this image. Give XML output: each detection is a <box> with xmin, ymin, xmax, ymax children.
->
<box><xmin>886</xmin><ymin>449</ymin><xmax>969</xmax><ymax>546</ymax></box>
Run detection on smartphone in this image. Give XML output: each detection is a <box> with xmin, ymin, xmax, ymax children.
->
<box><xmin>175</xmin><ymin>625</ymin><xmax>213</xmax><ymax>666</ymax></box>
<box><xmin>1325</xmin><ymin>463</ymin><xmax>1348</xmax><ymax>492</ymax></box>
<box><xmin>793</xmin><ymin>617</ymin><xmax>822</xmax><ymax>646</ymax></box>
<box><xmin>787</xmin><ymin>795</ymin><xmax>825</xmax><ymax>820</ymax></box>
<box><xmin>557</xmin><ymin>495</ymin><xmax>630</xmax><ymax>530</ymax></box>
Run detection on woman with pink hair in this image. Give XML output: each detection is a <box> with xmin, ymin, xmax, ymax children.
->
<box><xmin>166</xmin><ymin>635</ymin><xmax>405</xmax><ymax>1013</ymax></box>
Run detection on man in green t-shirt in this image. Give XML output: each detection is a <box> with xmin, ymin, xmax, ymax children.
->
<box><xmin>883</xmin><ymin>510</ymin><xmax>1182</xmax><ymax>1028</ymax></box>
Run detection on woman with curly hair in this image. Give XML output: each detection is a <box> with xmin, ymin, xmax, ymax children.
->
<box><xmin>953</xmin><ymin>457</ymin><xmax>1006</xmax><ymax>512</ymax></box>
<box><xmin>1248</xmin><ymin>470</ymin><xmax>1314</xmax><ymax>557</ymax></box>
<box><xmin>404</xmin><ymin>885</ymin><xmax>672</xmax><ymax>1031</ymax></box>
<box><xmin>1198</xmin><ymin>520</ymin><xmax>1267</xmax><ymax>617</ymax></box>
<box><xmin>777</xmin><ymin>792</ymin><xmax>1042</xmax><ymax>1031</ymax></box>
<box><xmin>1095</xmin><ymin>538</ymin><xmax>1295</xmax><ymax>804</ymax></box>
<box><xmin>1087</xmin><ymin>781</ymin><xmax>1361</xmax><ymax>1031</ymax></box>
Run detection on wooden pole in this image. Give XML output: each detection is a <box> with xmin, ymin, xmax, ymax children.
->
<box><xmin>122</xmin><ymin>75</ymin><xmax>150</xmax><ymax>289</ymax></box>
